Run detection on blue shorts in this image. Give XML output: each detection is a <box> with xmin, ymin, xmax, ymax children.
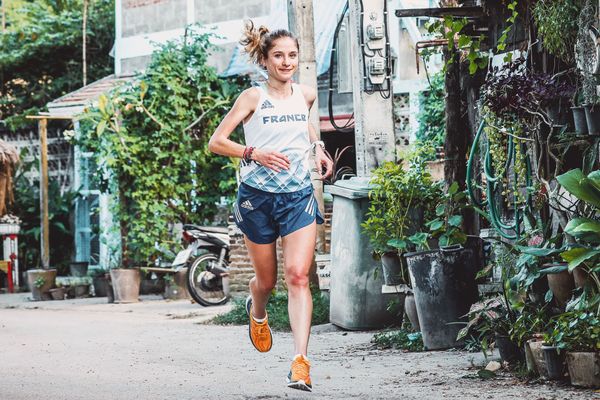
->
<box><xmin>233</xmin><ymin>183</ymin><xmax>324</xmax><ymax>244</ymax></box>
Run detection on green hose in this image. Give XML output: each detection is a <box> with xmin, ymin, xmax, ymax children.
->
<box><xmin>467</xmin><ymin>120</ymin><xmax>532</xmax><ymax>240</ymax></box>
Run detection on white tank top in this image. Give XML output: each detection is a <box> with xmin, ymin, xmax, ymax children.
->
<box><xmin>240</xmin><ymin>82</ymin><xmax>312</xmax><ymax>193</ymax></box>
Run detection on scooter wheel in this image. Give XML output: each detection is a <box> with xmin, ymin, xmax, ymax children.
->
<box><xmin>187</xmin><ymin>253</ymin><xmax>230</xmax><ymax>306</ymax></box>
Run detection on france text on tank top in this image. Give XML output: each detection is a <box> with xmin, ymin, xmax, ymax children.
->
<box><xmin>240</xmin><ymin>83</ymin><xmax>312</xmax><ymax>193</ymax></box>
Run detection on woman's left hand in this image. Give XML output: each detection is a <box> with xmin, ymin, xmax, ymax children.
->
<box><xmin>314</xmin><ymin>146</ymin><xmax>333</xmax><ymax>180</ymax></box>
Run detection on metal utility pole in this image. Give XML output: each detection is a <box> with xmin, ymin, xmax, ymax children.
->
<box><xmin>287</xmin><ymin>0</ymin><xmax>327</xmax><ymax>253</ymax></box>
<box><xmin>347</xmin><ymin>0</ymin><xmax>396</xmax><ymax>176</ymax></box>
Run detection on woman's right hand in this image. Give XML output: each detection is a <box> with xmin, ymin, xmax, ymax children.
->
<box><xmin>252</xmin><ymin>149</ymin><xmax>290</xmax><ymax>173</ymax></box>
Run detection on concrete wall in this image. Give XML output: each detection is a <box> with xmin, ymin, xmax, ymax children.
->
<box><xmin>122</xmin><ymin>0</ymin><xmax>187</xmax><ymax>37</ymax></box>
<box><xmin>117</xmin><ymin>0</ymin><xmax>270</xmax><ymax>75</ymax></box>
<box><xmin>194</xmin><ymin>0</ymin><xmax>268</xmax><ymax>24</ymax></box>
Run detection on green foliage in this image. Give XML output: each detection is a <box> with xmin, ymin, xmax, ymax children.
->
<box><xmin>79</xmin><ymin>30</ymin><xmax>246</xmax><ymax>267</ymax></box>
<box><xmin>533</xmin><ymin>0</ymin><xmax>583</xmax><ymax>64</ymax></box>
<box><xmin>362</xmin><ymin>149</ymin><xmax>442</xmax><ymax>254</ymax></box>
<box><xmin>416</xmin><ymin>73</ymin><xmax>445</xmax><ymax>147</ymax></box>
<box><xmin>556</xmin><ymin>169</ymin><xmax>600</xmax><ymax>284</ymax></box>
<box><xmin>426</xmin><ymin>1</ymin><xmax>519</xmax><ymax>74</ymax></box>
<box><xmin>0</xmin><ymin>0</ymin><xmax>114</xmax><ymax>129</ymax></box>
<box><xmin>371</xmin><ymin>329</ymin><xmax>424</xmax><ymax>352</ymax></box>
<box><xmin>424</xmin><ymin>182</ymin><xmax>469</xmax><ymax>247</ymax></box>
<box><xmin>210</xmin><ymin>288</ymin><xmax>330</xmax><ymax>331</ymax></box>
<box><xmin>546</xmin><ymin>310</ymin><xmax>600</xmax><ymax>352</ymax></box>
<box><xmin>11</xmin><ymin>148</ymin><xmax>75</xmax><ymax>273</ymax></box>
<box><xmin>33</xmin><ymin>277</ymin><xmax>46</xmax><ymax>288</ymax></box>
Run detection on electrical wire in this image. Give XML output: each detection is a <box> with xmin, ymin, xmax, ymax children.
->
<box><xmin>328</xmin><ymin>1</ymin><xmax>355</xmax><ymax>132</ymax></box>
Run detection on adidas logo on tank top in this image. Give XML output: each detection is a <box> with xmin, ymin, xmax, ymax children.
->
<box><xmin>240</xmin><ymin>83</ymin><xmax>312</xmax><ymax>193</ymax></box>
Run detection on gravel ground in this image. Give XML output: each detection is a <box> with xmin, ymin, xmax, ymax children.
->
<box><xmin>0</xmin><ymin>293</ymin><xmax>598</xmax><ymax>400</ymax></box>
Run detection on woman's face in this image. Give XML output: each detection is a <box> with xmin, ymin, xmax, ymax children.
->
<box><xmin>263</xmin><ymin>37</ymin><xmax>299</xmax><ymax>82</ymax></box>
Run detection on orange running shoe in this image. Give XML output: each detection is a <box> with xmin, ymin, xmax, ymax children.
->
<box><xmin>286</xmin><ymin>354</ymin><xmax>312</xmax><ymax>392</ymax></box>
<box><xmin>245</xmin><ymin>295</ymin><xmax>272</xmax><ymax>352</ymax></box>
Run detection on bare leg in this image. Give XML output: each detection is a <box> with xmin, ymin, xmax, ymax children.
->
<box><xmin>244</xmin><ymin>236</ymin><xmax>278</xmax><ymax>319</ymax></box>
<box><xmin>282</xmin><ymin>222</ymin><xmax>317</xmax><ymax>356</ymax></box>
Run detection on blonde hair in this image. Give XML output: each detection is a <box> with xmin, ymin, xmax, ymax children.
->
<box><xmin>240</xmin><ymin>20</ymin><xmax>299</xmax><ymax>65</ymax></box>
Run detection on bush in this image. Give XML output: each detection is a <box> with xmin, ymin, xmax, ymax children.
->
<box><xmin>211</xmin><ymin>288</ymin><xmax>329</xmax><ymax>331</ymax></box>
<box><xmin>416</xmin><ymin>72</ymin><xmax>445</xmax><ymax>147</ymax></box>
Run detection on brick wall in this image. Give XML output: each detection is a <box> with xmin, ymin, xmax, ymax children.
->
<box><xmin>228</xmin><ymin>201</ymin><xmax>333</xmax><ymax>296</ymax></box>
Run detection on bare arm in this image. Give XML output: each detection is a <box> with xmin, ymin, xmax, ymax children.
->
<box><xmin>300</xmin><ymin>85</ymin><xmax>333</xmax><ymax>179</ymax></box>
<box><xmin>208</xmin><ymin>88</ymin><xmax>290</xmax><ymax>172</ymax></box>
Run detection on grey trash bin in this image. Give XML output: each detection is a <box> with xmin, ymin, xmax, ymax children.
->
<box><xmin>325</xmin><ymin>177</ymin><xmax>398</xmax><ymax>330</ymax></box>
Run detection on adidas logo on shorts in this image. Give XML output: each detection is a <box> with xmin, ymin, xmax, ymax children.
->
<box><xmin>240</xmin><ymin>200</ymin><xmax>254</xmax><ymax>210</ymax></box>
<box><xmin>260</xmin><ymin>99</ymin><xmax>274</xmax><ymax>110</ymax></box>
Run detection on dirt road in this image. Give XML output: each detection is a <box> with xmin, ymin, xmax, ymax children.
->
<box><xmin>0</xmin><ymin>294</ymin><xmax>596</xmax><ymax>399</ymax></box>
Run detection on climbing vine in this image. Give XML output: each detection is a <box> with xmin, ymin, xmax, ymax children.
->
<box><xmin>79</xmin><ymin>30</ymin><xmax>246</xmax><ymax>267</ymax></box>
<box><xmin>426</xmin><ymin>0</ymin><xmax>519</xmax><ymax>74</ymax></box>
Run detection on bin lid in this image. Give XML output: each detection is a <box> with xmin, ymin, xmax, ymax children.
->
<box><xmin>324</xmin><ymin>177</ymin><xmax>373</xmax><ymax>199</ymax></box>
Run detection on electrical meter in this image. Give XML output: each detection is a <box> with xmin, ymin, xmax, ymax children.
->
<box><xmin>369</xmin><ymin>56</ymin><xmax>386</xmax><ymax>84</ymax></box>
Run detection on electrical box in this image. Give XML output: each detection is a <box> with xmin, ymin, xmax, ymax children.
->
<box><xmin>369</xmin><ymin>56</ymin><xmax>386</xmax><ymax>84</ymax></box>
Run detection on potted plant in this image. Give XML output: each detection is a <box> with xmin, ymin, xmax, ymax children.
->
<box><xmin>362</xmin><ymin>152</ymin><xmax>441</xmax><ymax>287</ymax></box>
<box><xmin>27</xmin><ymin>270</ymin><xmax>56</xmax><ymax>301</ymax></box>
<box><xmin>404</xmin><ymin>183</ymin><xmax>479</xmax><ymax>350</ymax></box>
<box><xmin>571</xmin><ymin>87</ymin><xmax>588</xmax><ymax>134</ymax></box>
<box><xmin>551</xmin><ymin>310</ymin><xmax>600</xmax><ymax>388</ymax></box>
<box><xmin>49</xmin><ymin>282</ymin><xmax>67</xmax><ymax>300</ymax></box>
<box><xmin>458</xmin><ymin>296</ymin><xmax>522</xmax><ymax>364</ymax></box>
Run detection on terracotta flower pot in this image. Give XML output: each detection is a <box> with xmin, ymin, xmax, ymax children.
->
<box><xmin>566</xmin><ymin>352</ymin><xmax>600</xmax><ymax>388</ymax></box>
<box><xmin>109</xmin><ymin>268</ymin><xmax>140</xmax><ymax>303</ymax></box>
<box><xmin>527</xmin><ymin>339</ymin><xmax>549</xmax><ymax>379</ymax></box>
<box><xmin>543</xmin><ymin>263</ymin><xmax>575</xmax><ymax>308</ymax></box>
<box><xmin>573</xmin><ymin>267</ymin><xmax>592</xmax><ymax>289</ymax></box>
<box><xmin>26</xmin><ymin>269</ymin><xmax>57</xmax><ymax>301</ymax></box>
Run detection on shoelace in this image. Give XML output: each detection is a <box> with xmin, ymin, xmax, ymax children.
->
<box><xmin>291</xmin><ymin>358</ymin><xmax>310</xmax><ymax>381</ymax></box>
<box><xmin>255</xmin><ymin>324</ymin><xmax>269</xmax><ymax>338</ymax></box>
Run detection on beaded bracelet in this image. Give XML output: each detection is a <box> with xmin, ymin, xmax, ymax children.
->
<box><xmin>243</xmin><ymin>146</ymin><xmax>255</xmax><ymax>163</ymax></box>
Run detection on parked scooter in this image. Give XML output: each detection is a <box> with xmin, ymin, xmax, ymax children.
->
<box><xmin>172</xmin><ymin>224</ymin><xmax>230</xmax><ymax>306</ymax></box>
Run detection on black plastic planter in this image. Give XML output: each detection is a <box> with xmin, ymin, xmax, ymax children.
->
<box><xmin>405</xmin><ymin>245</ymin><xmax>478</xmax><ymax>350</ymax></box>
<box><xmin>381</xmin><ymin>251</ymin><xmax>403</xmax><ymax>286</ymax></box>
<box><xmin>495</xmin><ymin>334</ymin><xmax>523</xmax><ymax>364</ymax></box>
<box><xmin>584</xmin><ymin>104</ymin><xmax>600</xmax><ymax>135</ymax></box>
<box><xmin>572</xmin><ymin>106</ymin><xmax>588</xmax><ymax>134</ymax></box>
<box><xmin>542</xmin><ymin>345</ymin><xmax>566</xmax><ymax>380</ymax></box>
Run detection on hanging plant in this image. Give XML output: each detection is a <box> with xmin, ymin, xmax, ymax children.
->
<box><xmin>533</xmin><ymin>0</ymin><xmax>583</xmax><ymax>65</ymax></box>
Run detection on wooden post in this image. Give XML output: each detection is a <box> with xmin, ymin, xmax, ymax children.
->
<box><xmin>39</xmin><ymin>118</ymin><xmax>50</xmax><ymax>269</ymax></box>
<box><xmin>443</xmin><ymin>48</ymin><xmax>466</xmax><ymax>190</ymax></box>
<box><xmin>287</xmin><ymin>0</ymin><xmax>327</xmax><ymax>254</ymax></box>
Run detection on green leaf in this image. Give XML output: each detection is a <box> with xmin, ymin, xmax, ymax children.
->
<box><xmin>557</xmin><ymin>169</ymin><xmax>600</xmax><ymax>209</ymax></box>
<box><xmin>429</xmin><ymin>219</ymin><xmax>444</xmax><ymax>231</ymax></box>
<box><xmin>448</xmin><ymin>215</ymin><xmax>463</xmax><ymax>227</ymax></box>
<box><xmin>96</xmin><ymin>119</ymin><xmax>107</xmax><ymax>136</ymax></box>
<box><xmin>387</xmin><ymin>239</ymin><xmax>407</xmax><ymax>250</ymax></box>
<box><xmin>436</xmin><ymin>204</ymin><xmax>446</xmax><ymax>216</ymax></box>
<box><xmin>564</xmin><ymin>218</ymin><xmax>600</xmax><ymax>243</ymax></box>
<box><xmin>513</xmin><ymin>245</ymin><xmax>562</xmax><ymax>257</ymax></box>
<box><xmin>544</xmin><ymin>289</ymin><xmax>553</xmax><ymax>303</ymax></box>
<box><xmin>477</xmin><ymin>369</ymin><xmax>496</xmax><ymax>379</ymax></box>
<box><xmin>448</xmin><ymin>181</ymin><xmax>459</xmax><ymax>195</ymax></box>
<box><xmin>560</xmin><ymin>247</ymin><xmax>600</xmax><ymax>270</ymax></box>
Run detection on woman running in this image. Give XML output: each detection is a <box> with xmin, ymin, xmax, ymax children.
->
<box><xmin>208</xmin><ymin>21</ymin><xmax>333</xmax><ymax>392</ymax></box>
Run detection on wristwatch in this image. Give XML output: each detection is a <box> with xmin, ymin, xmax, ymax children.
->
<box><xmin>311</xmin><ymin>140</ymin><xmax>325</xmax><ymax>150</ymax></box>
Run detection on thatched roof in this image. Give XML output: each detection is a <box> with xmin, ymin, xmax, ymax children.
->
<box><xmin>0</xmin><ymin>139</ymin><xmax>19</xmax><ymax>167</ymax></box>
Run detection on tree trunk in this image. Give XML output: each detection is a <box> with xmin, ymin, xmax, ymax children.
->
<box><xmin>443</xmin><ymin>48</ymin><xmax>467</xmax><ymax>191</ymax></box>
